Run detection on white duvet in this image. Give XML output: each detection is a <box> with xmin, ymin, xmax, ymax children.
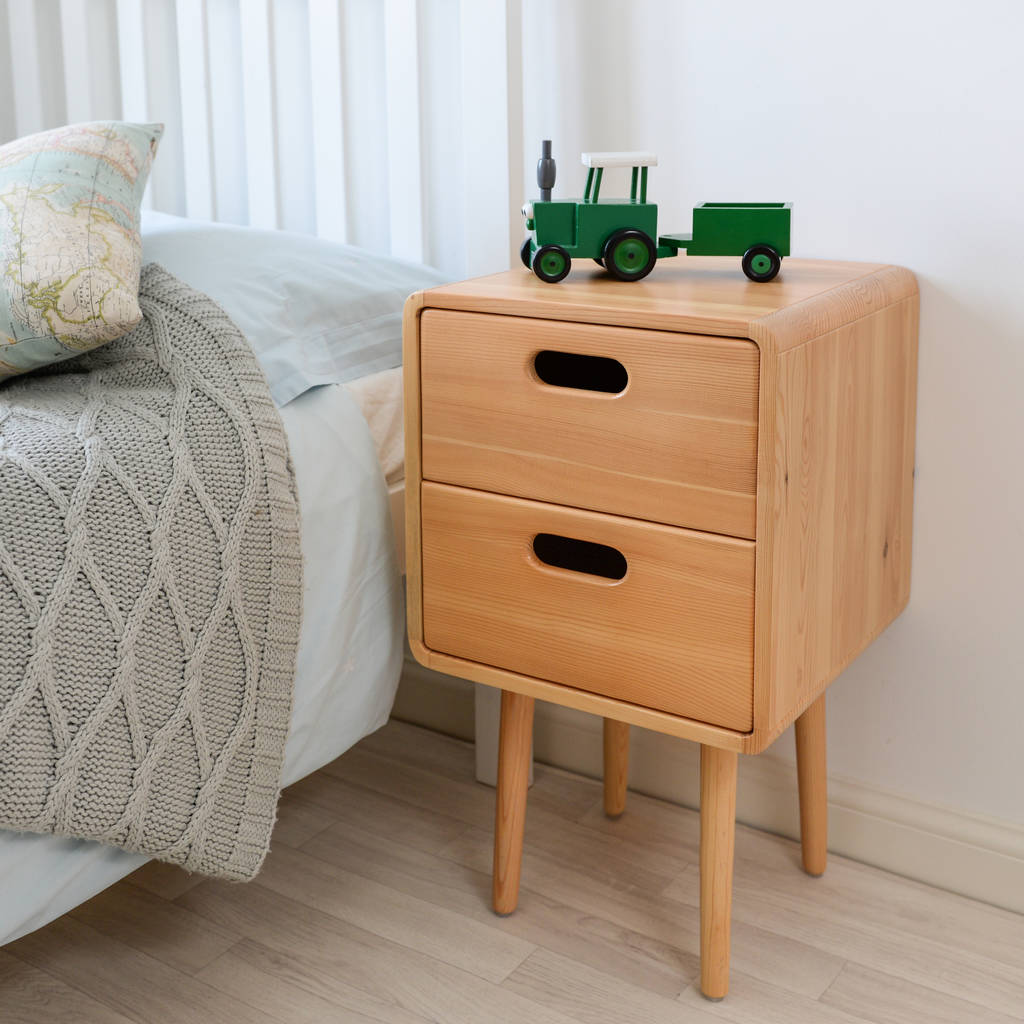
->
<box><xmin>0</xmin><ymin>382</ymin><xmax>404</xmax><ymax>944</ymax></box>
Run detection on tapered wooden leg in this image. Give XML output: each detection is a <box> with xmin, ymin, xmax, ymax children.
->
<box><xmin>492</xmin><ymin>690</ymin><xmax>534</xmax><ymax>916</ymax></box>
<box><xmin>795</xmin><ymin>693</ymin><xmax>828</xmax><ymax>877</ymax></box>
<box><xmin>700</xmin><ymin>745</ymin><xmax>738</xmax><ymax>1001</ymax></box>
<box><xmin>602</xmin><ymin>718</ymin><xmax>630</xmax><ymax>818</ymax></box>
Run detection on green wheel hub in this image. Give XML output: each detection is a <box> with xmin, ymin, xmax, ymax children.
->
<box><xmin>749</xmin><ymin>253</ymin><xmax>773</xmax><ymax>275</ymax></box>
<box><xmin>611</xmin><ymin>237</ymin><xmax>649</xmax><ymax>274</ymax></box>
<box><xmin>539</xmin><ymin>250</ymin><xmax>566</xmax><ymax>277</ymax></box>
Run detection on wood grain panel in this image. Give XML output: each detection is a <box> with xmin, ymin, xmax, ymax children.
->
<box><xmin>420</xmin><ymin>258</ymin><xmax>913</xmax><ymax>339</ymax></box>
<box><xmin>420</xmin><ymin>483</ymin><xmax>755</xmax><ymax>731</ymax></box>
<box><xmin>420</xmin><ymin>310</ymin><xmax>759</xmax><ymax>538</ymax></box>
<box><xmin>751</xmin><ymin>296</ymin><xmax>918</xmax><ymax>748</ymax></box>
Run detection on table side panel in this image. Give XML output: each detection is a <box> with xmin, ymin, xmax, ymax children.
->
<box><xmin>754</xmin><ymin>295</ymin><xmax>918</xmax><ymax>747</ymax></box>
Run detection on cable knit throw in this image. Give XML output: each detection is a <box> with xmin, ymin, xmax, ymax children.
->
<box><xmin>0</xmin><ymin>264</ymin><xmax>302</xmax><ymax>880</ymax></box>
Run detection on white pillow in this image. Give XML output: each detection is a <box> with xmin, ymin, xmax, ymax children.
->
<box><xmin>141</xmin><ymin>211</ymin><xmax>448</xmax><ymax>406</ymax></box>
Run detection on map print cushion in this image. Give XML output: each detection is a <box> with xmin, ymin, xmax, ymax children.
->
<box><xmin>0</xmin><ymin>121</ymin><xmax>162</xmax><ymax>380</ymax></box>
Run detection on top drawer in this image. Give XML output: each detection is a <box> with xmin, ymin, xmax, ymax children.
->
<box><xmin>419</xmin><ymin>310</ymin><xmax>759</xmax><ymax>538</ymax></box>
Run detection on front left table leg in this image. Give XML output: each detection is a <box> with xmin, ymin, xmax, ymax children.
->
<box><xmin>700</xmin><ymin>744</ymin><xmax>738</xmax><ymax>1000</ymax></box>
<box><xmin>492</xmin><ymin>689</ymin><xmax>534</xmax><ymax>915</ymax></box>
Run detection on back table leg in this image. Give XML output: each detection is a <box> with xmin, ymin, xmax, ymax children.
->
<box><xmin>700</xmin><ymin>745</ymin><xmax>738</xmax><ymax>1000</ymax></box>
<box><xmin>602</xmin><ymin>718</ymin><xmax>630</xmax><ymax>818</ymax></box>
<box><xmin>492</xmin><ymin>690</ymin><xmax>534</xmax><ymax>915</ymax></box>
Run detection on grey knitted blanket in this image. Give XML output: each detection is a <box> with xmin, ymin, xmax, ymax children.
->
<box><xmin>0</xmin><ymin>264</ymin><xmax>302</xmax><ymax>880</ymax></box>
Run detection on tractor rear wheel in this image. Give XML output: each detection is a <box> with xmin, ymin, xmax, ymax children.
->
<box><xmin>741</xmin><ymin>245</ymin><xmax>782</xmax><ymax>282</ymax></box>
<box><xmin>533</xmin><ymin>245</ymin><xmax>571</xmax><ymax>283</ymax></box>
<box><xmin>520</xmin><ymin>238</ymin><xmax>532</xmax><ymax>269</ymax></box>
<box><xmin>603</xmin><ymin>230</ymin><xmax>656</xmax><ymax>282</ymax></box>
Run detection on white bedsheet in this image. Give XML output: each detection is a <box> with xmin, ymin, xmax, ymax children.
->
<box><xmin>0</xmin><ymin>382</ymin><xmax>404</xmax><ymax>945</ymax></box>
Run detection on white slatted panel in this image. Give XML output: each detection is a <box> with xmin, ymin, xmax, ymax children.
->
<box><xmin>175</xmin><ymin>0</ymin><xmax>215</xmax><ymax>220</ymax></box>
<box><xmin>0</xmin><ymin>0</ymin><xmax>490</xmax><ymax>274</ymax></box>
<box><xmin>459</xmin><ymin>0</ymin><xmax>515</xmax><ymax>274</ymax></box>
<box><xmin>307</xmin><ymin>0</ymin><xmax>346</xmax><ymax>242</ymax></box>
<box><xmin>384</xmin><ymin>0</ymin><xmax>424</xmax><ymax>263</ymax></box>
<box><xmin>239</xmin><ymin>0</ymin><xmax>279</xmax><ymax>229</ymax></box>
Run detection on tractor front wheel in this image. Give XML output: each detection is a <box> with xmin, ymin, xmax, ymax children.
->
<box><xmin>533</xmin><ymin>245</ymin><xmax>571</xmax><ymax>283</ymax></box>
<box><xmin>741</xmin><ymin>245</ymin><xmax>782</xmax><ymax>282</ymax></box>
<box><xmin>520</xmin><ymin>238</ymin><xmax>532</xmax><ymax>269</ymax></box>
<box><xmin>603</xmin><ymin>230</ymin><xmax>656</xmax><ymax>282</ymax></box>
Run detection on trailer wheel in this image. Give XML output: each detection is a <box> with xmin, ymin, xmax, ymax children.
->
<box><xmin>533</xmin><ymin>245</ymin><xmax>571</xmax><ymax>283</ymax></box>
<box><xmin>741</xmin><ymin>245</ymin><xmax>781</xmax><ymax>282</ymax></box>
<box><xmin>603</xmin><ymin>230</ymin><xmax>656</xmax><ymax>282</ymax></box>
<box><xmin>520</xmin><ymin>239</ymin><xmax>532</xmax><ymax>269</ymax></box>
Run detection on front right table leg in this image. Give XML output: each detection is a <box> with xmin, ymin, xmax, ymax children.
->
<box><xmin>795</xmin><ymin>693</ymin><xmax>828</xmax><ymax>876</ymax></box>
<box><xmin>700</xmin><ymin>744</ymin><xmax>738</xmax><ymax>1000</ymax></box>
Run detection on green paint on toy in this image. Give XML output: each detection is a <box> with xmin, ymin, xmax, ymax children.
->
<box><xmin>522</xmin><ymin>142</ymin><xmax>792</xmax><ymax>284</ymax></box>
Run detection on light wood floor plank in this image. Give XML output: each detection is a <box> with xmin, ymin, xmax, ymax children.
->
<box><xmin>0</xmin><ymin>948</ymin><xmax>139</xmax><ymax>1024</ymax></box>
<box><xmin>677</xmin><ymin>970</ymin><xmax>869</xmax><ymax>1024</ymax></box>
<box><xmin>820</xmin><ymin>961</ymin><xmax>1023</xmax><ymax>1024</ymax></box>
<box><xmin>326</xmin><ymin>745</ymin><xmax>682</xmax><ymax>891</ymax></box>
<box><xmin>302</xmin><ymin>818</ymin><xmax>697</xmax><ymax>998</ymax></box>
<box><xmin>440</xmin><ymin>824</ymin><xmax>846</xmax><ymax>999</ymax></box>
<box><xmin>69</xmin><ymin>880</ymin><xmax>238</xmax><ymax>976</ymax></box>
<box><xmin>285</xmin><ymin>765</ymin><xmax>471</xmax><ymax>855</ymax></box>
<box><xmin>668</xmin><ymin>849</ymin><xmax>1024</xmax><ymax>1018</ymax></box>
<box><xmin>7</xmin><ymin>720</ymin><xmax>1023</xmax><ymax>1023</ymax></box>
<box><xmin>254</xmin><ymin>841</ymin><xmax>536</xmax><ymax>983</ymax></box>
<box><xmin>127</xmin><ymin>858</ymin><xmax>204</xmax><ymax>902</ymax></box>
<box><xmin>504</xmin><ymin>946</ymin><xmax>721</xmax><ymax>1024</ymax></box>
<box><xmin>177</xmin><ymin>879</ymin><xmax>580</xmax><ymax>1024</ymax></box>
<box><xmin>6</xmin><ymin>915</ymin><xmax>277</xmax><ymax>1024</ymax></box>
<box><xmin>197</xmin><ymin>940</ymin><xmax>430</xmax><ymax>1024</ymax></box>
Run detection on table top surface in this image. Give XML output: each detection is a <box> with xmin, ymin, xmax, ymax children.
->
<box><xmin>419</xmin><ymin>256</ymin><xmax>915</xmax><ymax>342</ymax></box>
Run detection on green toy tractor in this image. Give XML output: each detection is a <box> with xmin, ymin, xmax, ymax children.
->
<box><xmin>521</xmin><ymin>141</ymin><xmax>791</xmax><ymax>284</ymax></box>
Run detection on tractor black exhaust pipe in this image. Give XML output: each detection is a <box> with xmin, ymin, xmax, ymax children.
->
<box><xmin>537</xmin><ymin>140</ymin><xmax>555</xmax><ymax>201</ymax></box>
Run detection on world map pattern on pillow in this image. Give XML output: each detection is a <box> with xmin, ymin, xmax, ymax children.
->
<box><xmin>0</xmin><ymin>121</ymin><xmax>162</xmax><ymax>380</ymax></box>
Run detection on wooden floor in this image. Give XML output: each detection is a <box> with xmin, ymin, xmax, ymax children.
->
<box><xmin>4</xmin><ymin>720</ymin><xmax>1023</xmax><ymax>1024</ymax></box>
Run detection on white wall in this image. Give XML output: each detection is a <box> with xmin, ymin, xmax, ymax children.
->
<box><xmin>519</xmin><ymin>0</ymin><xmax>1024</xmax><ymax>828</ymax></box>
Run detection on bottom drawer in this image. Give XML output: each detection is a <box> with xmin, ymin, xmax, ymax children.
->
<box><xmin>420</xmin><ymin>482</ymin><xmax>755</xmax><ymax>731</ymax></box>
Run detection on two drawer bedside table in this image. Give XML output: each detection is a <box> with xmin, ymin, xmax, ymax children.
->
<box><xmin>403</xmin><ymin>257</ymin><xmax>918</xmax><ymax>1000</ymax></box>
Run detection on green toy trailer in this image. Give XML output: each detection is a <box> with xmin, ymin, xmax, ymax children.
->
<box><xmin>521</xmin><ymin>143</ymin><xmax>791</xmax><ymax>284</ymax></box>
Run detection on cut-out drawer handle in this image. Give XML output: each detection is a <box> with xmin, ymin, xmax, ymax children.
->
<box><xmin>532</xmin><ymin>533</ymin><xmax>627</xmax><ymax>580</ymax></box>
<box><xmin>533</xmin><ymin>350</ymin><xmax>627</xmax><ymax>394</ymax></box>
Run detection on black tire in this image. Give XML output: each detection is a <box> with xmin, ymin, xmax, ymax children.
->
<box><xmin>520</xmin><ymin>238</ymin><xmax>532</xmax><ymax>269</ymax></box>
<box><xmin>602</xmin><ymin>229</ymin><xmax>657</xmax><ymax>282</ymax></box>
<box><xmin>593</xmin><ymin>258</ymin><xmax>605</xmax><ymax>268</ymax></box>
<box><xmin>533</xmin><ymin>244</ymin><xmax>571</xmax><ymax>283</ymax></box>
<box><xmin>741</xmin><ymin>245</ymin><xmax>782</xmax><ymax>282</ymax></box>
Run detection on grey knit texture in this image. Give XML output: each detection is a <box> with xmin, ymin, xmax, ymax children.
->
<box><xmin>0</xmin><ymin>264</ymin><xmax>302</xmax><ymax>880</ymax></box>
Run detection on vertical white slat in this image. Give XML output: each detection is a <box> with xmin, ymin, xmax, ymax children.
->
<box><xmin>239</xmin><ymin>0</ymin><xmax>279</xmax><ymax>229</ymax></box>
<box><xmin>116</xmin><ymin>0</ymin><xmax>148</xmax><ymax>121</ymax></box>
<box><xmin>206</xmin><ymin>0</ymin><xmax>247</xmax><ymax>224</ymax></box>
<box><xmin>7</xmin><ymin>0</ymin><xmax>66</xmax><ymax>135</ymax></box>
<box><xmin>115</xmin><ymin>0</ymin><xmax>151</xmax><ymax>207</ymax></box>
<box><xmin>175</xmin><ymin>0</ymin><xmax>216</xmax><ymax>220</ymax></box>
<box><xmin>504</xmin><ymin>0</ymin><xmax>524</xmax><ymax>268</ymax></box>
<box><xmin>0</xmin><ymin>0</ymin><xmax>19</xmax><ymax>142</ymax></box>
<box><xmin>307</xmin><ymin>0</ymin><xmax>347</xmax><ymax>242</ymax></box>
<box><xmin>459</xmin><ymin>0</ymin><xmax>513</xmax><ymax>275</ymax></box>
<box><xmin>383</xmin><ymin>0</ymin><xmax>424</xmax><ymax>262</ymax></box>
<box><xmin>270</xmin><ymin>0</ymin><xmax>314</xmax><ymax>233</ymax></box>
<box><xmin>59</xmin><ymin>0</ymin><xmax>92</xmax><ymax>123</ymax></box>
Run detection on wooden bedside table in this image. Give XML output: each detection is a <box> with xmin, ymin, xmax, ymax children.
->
<box><xmin>403</xmin><ymin>258</ymin><xmax>918</xmax><ymax>999</ymax></box>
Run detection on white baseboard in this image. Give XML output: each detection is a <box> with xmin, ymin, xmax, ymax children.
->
<box><xmin>392</xmin><ymin>658</ymin><xmax>1024</xmax><ymax>915</ymax></box>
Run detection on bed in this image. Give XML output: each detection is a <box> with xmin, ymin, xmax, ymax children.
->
<box><xmin>0</xmin><ymin>215</ymin><xmax>431</xmax><ymax>945</ymax></box>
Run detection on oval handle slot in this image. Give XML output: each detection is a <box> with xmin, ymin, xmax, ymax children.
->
<box><xmin>532</xmin><ymin>533</ymin><xmax>627</xmax><ymax>580</ymax></box>
<box><xmin>533</xmin><ymin>350</ymin><xmax>627</xmax><ymax>394</ymax></box>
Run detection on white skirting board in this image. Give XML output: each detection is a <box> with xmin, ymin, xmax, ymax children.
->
<box><xmin>392</xmin><ymin>657</ymin><xmax>1024</xmax><ymax>915</ymax></box>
